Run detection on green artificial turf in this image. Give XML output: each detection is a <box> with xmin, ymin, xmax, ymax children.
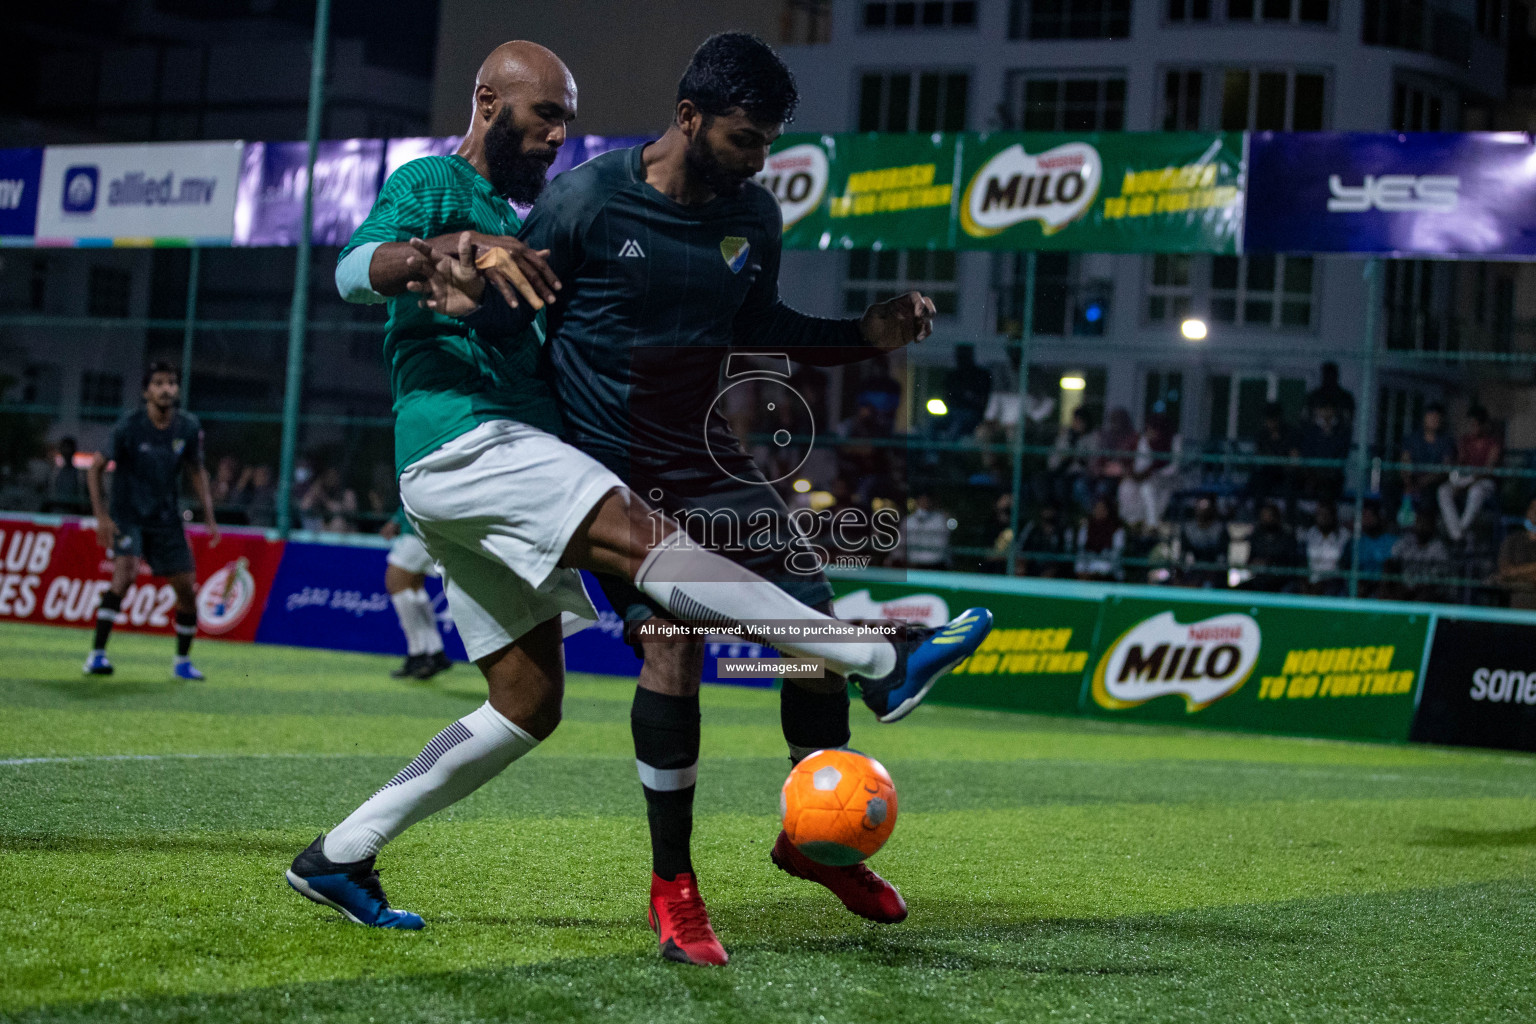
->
<box><xmin>1</xmin><ymin>621</ymin><xmax>1532</xmax><ymax>1023</ymax></box>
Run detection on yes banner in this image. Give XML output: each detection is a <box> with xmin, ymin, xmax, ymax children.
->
<box><xmin>956</xmin><ymin>132</ymin><xmax>1245</xmax><ymax>253</ymax></box>
<box><xmin>1244</xmin><ymin>131</ymin><xmax>1536</xmax><ymax>256</ymax></box>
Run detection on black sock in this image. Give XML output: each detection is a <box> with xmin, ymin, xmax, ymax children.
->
<box><xmin>92</xmin><ymin>592</ymin><xmax>122</xmax><ymax>651</ymax></box>
<box><xmin>780</xmin><ymin>678</ymin><xmax>851</xmax><ymax>765</ymax></box>
<box><xmin>175</xmin><ymin>610</ymin><xmax>196</xmax><ymax>658</ymax></box>
<box><xmin>631</xmin><ymin>686</ymin><xmax>700</xmax><ymax>882</ymax></box>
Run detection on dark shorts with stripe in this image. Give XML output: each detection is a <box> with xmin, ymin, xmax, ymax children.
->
<box><xmin>111</xmin><ymin>521</ymin><xmax>194</xmax><ymax>577</ymax></box>
<box><xmin>596</xmin><ymin>468</ymin><xmax>834</xmax><ymax>653</ymax></box>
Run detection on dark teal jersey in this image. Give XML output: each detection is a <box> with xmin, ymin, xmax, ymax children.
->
<box><xmin>108</xmin><ymin>409</ymin><xmax>203</xmax><ymax>526</ymax></box>
<box><xmin>482</xmin><ymin>145</ymin><xmax>868</xmax><ymax>484</ymax></box>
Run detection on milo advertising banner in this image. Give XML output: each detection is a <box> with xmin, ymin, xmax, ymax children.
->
<box><xmin>759</xmin><ymin>133</ymin><xmax>958</xmax><ymax>250</ymax></box>
<box><xmin>956</xmin><ymin>131</ymin><xmax>1244</xmax><ymax>253</ymax></box>
<box><xmin>830</xmin><ymin>578</ymin><xmax>1099</xmax><ymax>715</ymax></box>
<box><xmin>1082</xmin><ymin>596</ymin><xmax>1429</xmax><ymax>740</ymax></box>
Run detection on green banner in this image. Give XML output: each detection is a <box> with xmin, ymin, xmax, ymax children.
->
<box><xmin>830</xmin><ymin>580</ymin><xmax>1099</xmax><ymax>715</ymax></box>
<box><xmin>956</xmin><ymin>132</ymin><xmax>1244</xmax><ymax>253</ymax></box>
<box><xmin>1080</xmin><ymin>596</ymin><xmax>1427</xmax><ymax>740</ymax></box>
<box><xmin>759</xmin><ymin>131</ymin><xmax>1244</xmax><ymax>254</ymax></box>
<box><xmin>760</xmin><ymin>132</ymin><xmax>959</xmax><ymax>250</ymax></box>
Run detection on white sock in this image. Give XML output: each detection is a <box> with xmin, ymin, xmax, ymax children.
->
<box><xmin>391</xmin><ymin>591</ymin><xmax>429</xmax><ymax>656</ymax></box>
<box><xmin>411</xmin><ymin>589</ymin><xmax>444</xmax><ymax>655</ymax></box>
<box><xmin>324</xmin><ymin>701</ymin><xmax>538</xmax><ymax>863</ymax></box>
<box><xmin>633</xmin><ymin>531</ymin><xmax>897</xmax><ymax>681</ymax></box>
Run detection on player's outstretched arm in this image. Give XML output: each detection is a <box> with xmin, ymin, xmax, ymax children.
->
<box><xmin>405</xmin><ymin>234</ymin><xmax>546</xmax><ymax>338</ymax></box>
<box><xmin>858</xmin><ymin>291</ymin><xmax>937</xmax><ymax>350</ymax></box>
<box><xmin>368</xmin><ymin>233</ymin><xmax>559</xmax><ymax>308</ymax></box>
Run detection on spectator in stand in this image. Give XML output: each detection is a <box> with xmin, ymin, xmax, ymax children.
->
<box><xmin>1178</xmin><ymin>497</ymin><xmax>1227</xmax><ymax>586</ymax></box>
<box><xmin>1305</xmin><ymin>361</ymin><xmax>1355</xmax><ymax>429</ymax></box>
<box><xmin>1096</xmin><ymin>407</ymin><xmax>1138</xmax><ymax>490</ymax></box>
<box><xmin>1119</xmin><ymin>412</ymin><xmax>1182</xmax><ymax>531</ymax></box>
<box><xmin>898</xmin><ymin>492</ymin><xmax>952</xmax><ymax>569</ymax></box>
<box><xmin>1400</xmin><ymin>403</ymin><xmax>1457</xmax><ymax>513</ymax></box>
<box><xmin>1384</xmin><ymin>510</ymin><xmax>1453</xmax><ymax>602</ymax></box>
<box><xmin>1353</xmin><ymin>501</ymin><xmax>1398</xmax><ymax>596</ymax></box>
<box><xmin>1244</xmin><ymin>502</ymin><xmax>1300</xmax><ymax>592</ymax></box>
<box><xmin>941</xmin><ymin>344</ymin><xmax>992</xmax><ymax>441</ymax></box>
<box><xmin>1047</xmin><ymin>407</ymin><xmax>1101</xmax><ymax>511</ymax></box>
<box><xmin>823</xmin><ymin>476</ymin><xmax>871</xmax><ymax>560</ymax></box>
<box><xmin>1017</xmin><ymin>502</ymin><xmax>1074</xmax><ymax>578</ymax></box>
<box><xmin>1245</xmin><ymin>402</ymin><xmax>1294</xmax><ymax>508</ymax></box>
<box><xmin>1299</xmin><ymin>502</ymin><xmax>1351</xmax><ymax>596</ymax></box>
<box><xmin>211</xmin><ymin>455</ymin><xmax>240</xmax><ymax>507</ymax></box>
<box><xmin>1493</xmin><ymin>499</ymin><xmax>1536</xmax><ymax>610</ymax></box>
<box><xmin>1293</xmin><ymin>398</ymin><xmax>1351</xmax><ymax>504</ymax></box>
<box><xmin>43</xmin><ymin>436</ymin><xmax>87</xmax><ymax>514</ymax></box>
<box><xmin>1437</xmin><ymin>405</ymin><xmax>1502</xmax><ymax>544</ymax></box>
<box><xmin>980</xmin><ymin>493</ymin><xmax>1014</xmax><ymax>573</ymax></box>
<box><xmin>855</xmin><ymin>355</ymin><xmax>903</xmax><ymax>435</ymax></box>
<box><xmin>235</xmin><ymin>464</ymin><xmax>278</xmax><ymax>527</ymax></box>
<box><xmin>299</xmin><ymin>466</ymin><xmax>359</xmax><ymax>533</ymax></box>
<box><xmin>1075</xmin><ymin>497</ymin><xmax>1125</xmax><ymax>581</ymax></box>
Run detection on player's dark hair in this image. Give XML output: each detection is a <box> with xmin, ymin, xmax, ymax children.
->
<box><xmin>1467</xmin><ymin>404</ymin><xmax>1488</xmax><ymax>424</ymax></box>
<box><xmin>1425</xmin><ymin>401</ymin><xmax>1447</xmax><ymax>417</ymax></box>
<box><xmin>677</xmin><ymin>32</ymin><xmax>798</xmax><ymax>125</ymax></box>
<box><xmin>142</xmin><ymin>361</ymin><xmax>180</xmax><ymax>388</ymax></box>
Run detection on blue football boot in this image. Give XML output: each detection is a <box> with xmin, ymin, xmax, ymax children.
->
<box><xmin>172</xmin><ymin>660</ymin><xmax>205</xmax><ymax>681</ymax></box>
<box><xmin>856</xmin><ymin>607</ymin><xmax>994</xmax><ymax>723</ymax></box>
<box><xmin>82</xmin><ymin>651</ymin><xmax>113</xmax><ymax>676</ymax></box>
<box><xmin>285</xmin><ymin>834</ymin><xmax>424</xmax><ymax>930</ymax></box>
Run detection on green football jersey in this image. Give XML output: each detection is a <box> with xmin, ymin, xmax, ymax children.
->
<box><xmin>340</xmin><ymin>155</ymin><xmax>561</xmax><ymax>475</ymax></box>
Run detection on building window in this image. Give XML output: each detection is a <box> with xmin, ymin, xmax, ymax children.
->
<box><xmin>1210</xmin><ymin>255</ymin><xmax>1313</xmax><ymax>329</ymax></box>
<box><xmin>1474</xmin><ymin>0</ymin><xmax>1501</xmax><ymax>40</ymax></box>
<box><xmin>87</xmin><ymin>266</ymin><xmax>132</xmax><ymax>318</ymax></box>
<box><xmin>1144</xmin><ymin>369</ymin><xmax>1184</xmax><ymax>431</ymax></box>
<box><xmin>861</xmin><ymin>0</ymin><xmax>978</xmax><ymax>29</ymax></box>
<box><xmin>1146</xmin><ymin>255</ymin><xmax>1193</xmax><ymax>323</ymax></box>
<box><xmin>1010</xmin><ymin>0</ymin><xmax>1132</xmax><ymax>39</ymax></box>
<box><xmin>1165</xmin><ymin>0</ymin><xmax>1212</xmax><ymax>19</ymax></box>
<box><xmin>29</xmin><ymin>258</ymin><xmax>49</xmax><ymax>311</ymax></box>
<box><xmin>1362</xmin><ymin>0</ymin><xmax>1472</xmax><ymax>65</ymax></box>
<box><xmin>858</xmin><ymin>71</ymin><xmax>969</xmax><ymax>131</ymax></box>
<box><xmin>845</xmin><ymin>249</ymin><xmax>959</xmax><ymax>316</ymax></box>
<box><xmin>784</xmin><ymin>0</ymin><xmax>834</xmax><ymax>42</ymax></box>
<box><xmin>1219</xmin><ymin>68</ymin><xmax>1325</xmax><ymax>130</ymax></box>
<box><xmin>1011</xmin><ymin>73</ymin><xmax>1127</xmax><ymax>130</ymax></box>
<box><xmin>994</xmin><ymin>252</ymin><xmax>1103</xmax><ymax>337</ymax></box>
<box><xmin>79</xmin><ymin>371</ymin><xmax>124</xmax><ymax>422</ymax></box>
<box><xmin>1161</xmin><ymin>69</ymin><xmax>1203</xmax><ymax>129</ymax></box>
<box><xmin>1392</xmin><ymin>78</ymin><xmax>1456</xmax><ymax>131</ymax></box>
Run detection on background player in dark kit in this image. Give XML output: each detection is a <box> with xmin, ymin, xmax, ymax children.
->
<box><xmin>416</xmin><ymin>33</ymin><xmax>959</xmax><ymax>964</ymax></box>
<box><xmin>84</xmin><ymin>362</ymin><xmax>219</xmax><ymax>679</ymax></box>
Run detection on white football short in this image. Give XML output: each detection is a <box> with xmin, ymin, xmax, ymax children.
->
<box><xmin>399</xmin><ymin>419</ymin><xmax>622</xmax><ymax>661</ymax></box>
<box><xmin>385</xmin><ymin>531</ymin><xmax>438</xmax><ymax>576</ymax></box>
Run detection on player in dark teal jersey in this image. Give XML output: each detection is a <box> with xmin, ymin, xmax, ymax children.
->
<box><xmin>407</xmin><ymin>34</ymin><xmax>994</xmax><ymax>965</ymax></box>
<box><xmin>83</xmin><ymin>362</ymin><xmax>219</xmax><ymax>680</ymax></box>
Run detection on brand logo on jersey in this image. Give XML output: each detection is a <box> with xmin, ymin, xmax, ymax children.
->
<box><xmin>196</xmin><ymin>556</ymin><xmax>256</xmax><ymax>635</ymax></box>
<box><xmin>618</xmin><ymin>239</ymin><xmax>645</xmax><ymax>258</ymax></box>
<box><xmin>1092</xmin><ymin>611</ymin><xmax>1261</xmax><ymax>712</ymax></box>
<box><xmin>754</xmin><ymin>143</ymin><xmax>829</xmax><ymax>230</ymax></box>
<box><xmin>720</xmin><ymin>236</ymin><xmax>750</xmax><ymax>273</ymax></box>
<box><xmin>1326</xmin><ymin>174</ymin><xmax>1459</xmax><ymax>213</ymax></box>
<box><xmin>961</xmin><ymin>142</ymin><xmax>1102</xmax><ymax>238</ymax></box>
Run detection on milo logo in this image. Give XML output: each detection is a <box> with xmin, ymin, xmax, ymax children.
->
<box><xmin>961</xmin><ymin>141</ymin><xmax>1101</xmax><ymax>237</ymax></box>
<box><xmin>1092</xmin><ymin>611</ymin><xmax>1260</xmax><ymax>712</ymax></box>
<box><xmin>756</xmin><ymin>143</ymin><xmax>828</xmax><ymax>230</ymax></box>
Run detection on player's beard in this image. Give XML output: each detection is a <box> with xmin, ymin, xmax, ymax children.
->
<box><xmin>484</xmin><ymin>107</ymin><xmax>557</xmax><ymax>204</ymax></box>
<box><xmin>685</xmin><ymin>128</ymin><xmax>748</xmax><ymax>197</ymax></box>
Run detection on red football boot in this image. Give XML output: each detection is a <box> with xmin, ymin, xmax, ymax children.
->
<box><xmin>648</xmin><ymin>872</ymin><xmax>729</xmax><ymax>966</ymax></box>
<box><xmin>770</xmin><ymin>831</ymin><xmax>909</xmax><ymax>924</ymax></box>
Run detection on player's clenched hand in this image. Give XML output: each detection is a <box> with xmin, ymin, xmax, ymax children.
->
<box><xmin>95</xmin><ymin>516</ymin><xmax>116</xmax><ymax>551</ymax></box>
<box><xmin>859</xmin><ymin>291</ymin><xmax>937</xmax><ymax>351</ymax></box>
<box><xmin>465</xmin><ymin>231</ymin><xmax>560</xmax><ymax>308</ymax></box>
<box><xmin>406</xmin><ymin>234</ymin><xmax>485</xmax><ymax>317</ymax></box>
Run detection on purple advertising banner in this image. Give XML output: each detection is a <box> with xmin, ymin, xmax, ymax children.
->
<box><xmin>0</xmin><ymin>147</ymin><xmax>43</xmax><ymax>241</ymax></box>
<box><xmin>1245</xmin><ymin>131</ymin><xmax>1536</xmax><ymax>256</ymax></box>
<box><xmin>233</xmin><ymin>138</ymin><xmax>385</xmax><ymax>246</ymax></box>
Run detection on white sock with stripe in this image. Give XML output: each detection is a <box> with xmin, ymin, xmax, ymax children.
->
<box><xmin>390</xmin><ymin>591</ymin><xmax>428</xmax><ymax>656</ymax></box>
<box><xmin>633</xmin><ymin>531</ymin><xmax>897</xmax><ymax>680</ymax></box>
<box><xmin>323</xmin><ymin>701</ymin><xmax>537</xmax><ymax>863</ymax></box>
<box><xmin>410</xmin><ymin>589</ymin><xmax>444</xmax><ymax>655</ymax></box>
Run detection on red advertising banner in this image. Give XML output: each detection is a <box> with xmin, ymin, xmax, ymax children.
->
<box><xmin>0</xmin><ymin>518</ymin><xmax>284</xmax><ymax>643</ymax></box>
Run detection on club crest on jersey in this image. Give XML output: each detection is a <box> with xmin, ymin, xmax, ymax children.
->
<box><xmin>172</xmin><ymin>439</ymin><xmax>186</xmax><ymax>455</ymax></box>
<box><xmin>720</xmin><ymin>236</ymin><xmax>750</xmax><ymax>273</ymax></box>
